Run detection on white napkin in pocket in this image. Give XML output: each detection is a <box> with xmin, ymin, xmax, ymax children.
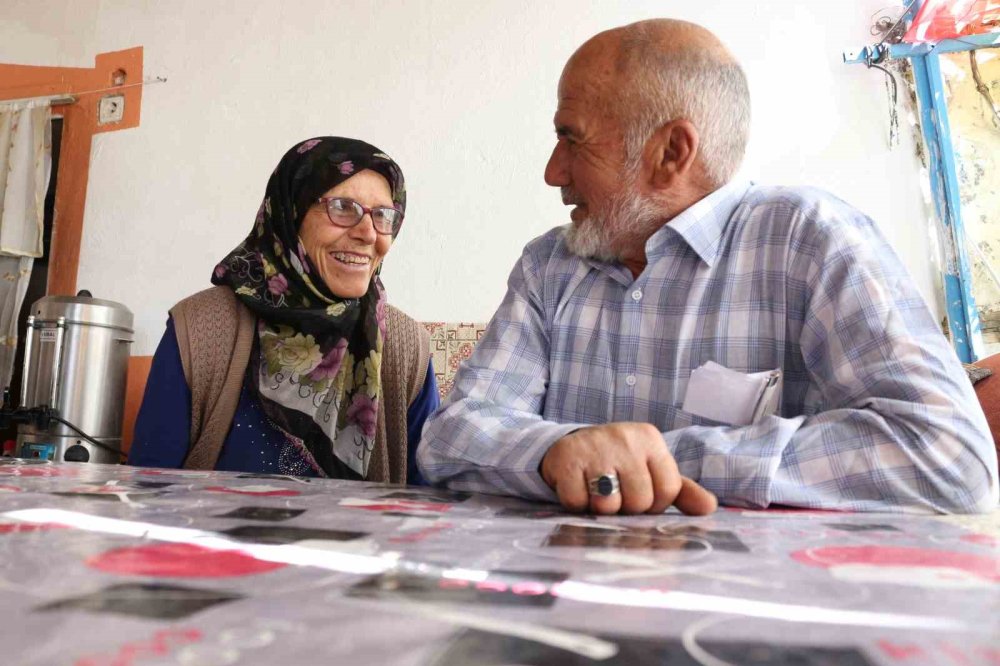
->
<box><xmin>681</xmin><ymin>361</ymin><xmax>781</xmax><ymax>427</ymax></box>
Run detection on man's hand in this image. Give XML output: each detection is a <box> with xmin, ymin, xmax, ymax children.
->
<box><xmin>540</xmin><ymin>422</ymin><xmax>717</xmax><ymax>515</ymax></box>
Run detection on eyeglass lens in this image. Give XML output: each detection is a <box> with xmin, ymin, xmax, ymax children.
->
<box><xmin>327</xmin><ymin>198</ymin><xmax>400</xmax><ymax>234</ymax></box>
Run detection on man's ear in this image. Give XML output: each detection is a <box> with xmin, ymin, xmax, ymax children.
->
<box><xmin>643</xmin><ymin>119</ymin><xmax>700</xmax><ymax>189</ymax></box>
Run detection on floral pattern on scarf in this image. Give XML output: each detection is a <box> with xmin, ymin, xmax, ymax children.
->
<box><xmin>211</xmin><ymin>137</ymin><xmax>406</xmax><ymax>479</ymax></box>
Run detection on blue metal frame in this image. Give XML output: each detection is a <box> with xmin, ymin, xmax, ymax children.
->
<box><xmin>911</xmin><ymin>53</ymin><xmax>983</xmax><ymax>360</ymax></box>
<box><xmin>843</xmin><ymin>31</ymin><xmax>1000</xmax><ymax>65</ymax></box>
<box><xmin>843</xmin><ymin>4</ymin><xmax>996</xmax><ymax>361</ymax></box>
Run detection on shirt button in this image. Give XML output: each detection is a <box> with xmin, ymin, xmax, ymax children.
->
<box><xmin>625</xmin><ymin>374</ymin><xmax>637</xmax><ymax>387</ymax></box>
<box><xmin>631</xmin><ymin>289</ymin><xmax>643</xmax><ymax>301</ymax></box>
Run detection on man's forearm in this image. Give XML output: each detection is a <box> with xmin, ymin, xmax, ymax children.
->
<box><xmin>664</xmin><ymin>402</ymin><xmax>997</xmax><ymax>513</ymax></box>
<box><xmin>417</xmin><ymin>399</ymin><xmax>585</xmax><ymax>501</ymax></box>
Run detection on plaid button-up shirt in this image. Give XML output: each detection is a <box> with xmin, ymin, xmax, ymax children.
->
<box><xmin>417</xmin><ymin>181</ymin><xmax>998</xmax><ymax>513</ymax></box>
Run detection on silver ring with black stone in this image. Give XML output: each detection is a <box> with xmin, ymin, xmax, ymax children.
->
<box><xmin>587</xmin><ymin>473</ymin><xmax>621</xmax><ymax>497</ymax></box>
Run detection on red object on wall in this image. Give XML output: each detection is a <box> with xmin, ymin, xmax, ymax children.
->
<box><xmin>904</xmin><ymin>0</ymin><xmax>1000</xmax><ymax>42</ymax></box>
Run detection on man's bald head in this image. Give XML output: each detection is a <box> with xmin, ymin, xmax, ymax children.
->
<box><xmin>562</xmin><ymin>19</ymin><xmax>750</xmax><ymax>188</ymax></box>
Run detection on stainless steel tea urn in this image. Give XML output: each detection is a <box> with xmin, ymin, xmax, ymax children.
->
<box><xmin>16</xmin><ymin>294</ymin><xmax>133</xmax><ymax>463</ymax></box>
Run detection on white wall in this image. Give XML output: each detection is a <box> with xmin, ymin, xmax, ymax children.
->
<box><xmin>1</xmin><ymin>0</ymin><xmax>938</xmax><ymax>355</ymax></box>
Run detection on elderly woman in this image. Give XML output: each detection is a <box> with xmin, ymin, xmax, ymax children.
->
<box><xmin>129</xmin><ymin>137</ymin><xmax>438</xmax><ymax>483</ymax></box>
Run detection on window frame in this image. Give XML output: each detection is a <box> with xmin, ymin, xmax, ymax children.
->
<box><xmin>844</xmin><ymin>2</ymin><xmax>1000</xmax><ymax>362</ymax></box>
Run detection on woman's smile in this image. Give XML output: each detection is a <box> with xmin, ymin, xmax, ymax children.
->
<box><xmin>330</xmin><ymin>250</ymin><xmax>372</xmax><ymax>268</ymax></box>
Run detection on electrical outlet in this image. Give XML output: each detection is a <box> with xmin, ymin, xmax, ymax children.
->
<box><xmin>98</xmin><ymin>95</ymin><xmax>125</xmax><ymax>125</ymax></box>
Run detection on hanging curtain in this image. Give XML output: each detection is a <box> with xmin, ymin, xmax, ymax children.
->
<box><xmin>0</xmin><ymin>255</ymin><xmax>34</xmax><ymax>390</ymax></box>
<box><xmin>0</xmin><ymin>100</ymin><xmax>52</xmax><ymax>390</ymax></box>
<box><xmin>904</xmin><ymin>0</ymin><xmax>1000</xmax><ymax>43</ymax></box>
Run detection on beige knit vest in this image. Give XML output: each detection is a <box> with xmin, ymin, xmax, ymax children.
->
<box><xmin>169</xmin><ymin>286</ymin><xmax>429</xmax><ymax>484</ymax></box>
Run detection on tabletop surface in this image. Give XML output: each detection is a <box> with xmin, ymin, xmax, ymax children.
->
<box><xmin>0</xmin><ymin>458</ymin><xmax>996</xmax><ymax>666</ymax></box>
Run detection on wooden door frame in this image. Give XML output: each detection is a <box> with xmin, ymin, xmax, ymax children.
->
<box><xmin>0</xmin><ymin>47</ymin><xmax>145</xmax><ymax>296</ymax></box>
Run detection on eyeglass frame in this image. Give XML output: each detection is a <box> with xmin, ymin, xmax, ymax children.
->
<box><xmin>316</xmin><ymin>196</ymin><xmax>404</xmax><ymax>236</ymax></box>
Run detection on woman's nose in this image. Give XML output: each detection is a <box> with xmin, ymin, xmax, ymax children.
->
<box><xmin>349</xmin><ymin>213</ymin><xmax>378</xmax><ymax>242</ymax></box>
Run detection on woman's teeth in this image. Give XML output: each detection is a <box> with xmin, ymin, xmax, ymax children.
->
<box><xmin>331</xmin><ymin>252</ymin><xmax>370</xmax><ymax>265</ymax></box>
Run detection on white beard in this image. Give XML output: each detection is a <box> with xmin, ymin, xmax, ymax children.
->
<box><xmin>563</xmin><ymin>182</ymin><xmax>664</xmax><ymax>263</ymax></box>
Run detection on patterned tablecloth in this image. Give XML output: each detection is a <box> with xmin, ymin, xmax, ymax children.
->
<box><xmin>0</xmin><ymin>458</ymin><xmax>996</xmax><ymax>666</ymax></box>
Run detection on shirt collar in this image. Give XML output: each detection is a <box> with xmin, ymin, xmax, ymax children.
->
<box><xmin>646</xmin><ymin>180</ymin><xmax>752</xmax><ymax>267</ymax></box>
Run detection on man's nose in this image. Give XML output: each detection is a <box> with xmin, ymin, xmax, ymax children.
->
<box><xmin>544</xmin><ymin>142</ymin><xmax>569</xmax><ymax>187</ymax></box>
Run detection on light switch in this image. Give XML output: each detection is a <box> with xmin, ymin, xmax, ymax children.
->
<box><xmin>98</xmin><ymin>95</ymin><xmax>125</xmax><ymax>124</ymax></box>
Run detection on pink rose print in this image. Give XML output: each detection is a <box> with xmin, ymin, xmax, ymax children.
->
<box><xmin>297</xmin><ymin>139</ymin><xmax>321</xmax><ymax>154</ymax></box>
<box><xmin>308</xmin><ymin>338</ymin><xmax>347</xmax><ymax>381</ymax></box>
<box><xmin>268</xmin><ymin>274</ymin><xmax>288</xmax><ymax>296</ymax></box>
<box><xmin>346</xmin><ymin>393</ymin><xmax>378</xmax><ymax>438</ymax></box>
<box><xmin>338</xmin><ymin>161</ymin><xmax>354</xmax><ymax>175</ymax></box>
<box><xmin>213</xmin><ymin>264</ymin><xmax>227</xmax><ymax>279</ymax></box>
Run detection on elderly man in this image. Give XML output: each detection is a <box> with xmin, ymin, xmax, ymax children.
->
<box><xmin>417</xmin><ymin>19</ymin><xmax>998</xmax><ymax>515</ymax></box>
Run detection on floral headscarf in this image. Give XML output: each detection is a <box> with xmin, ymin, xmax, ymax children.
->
<box><xmin>211</xmin><ymin>137</ymin><xmax>406</xmax><ymax>479</ymax></box>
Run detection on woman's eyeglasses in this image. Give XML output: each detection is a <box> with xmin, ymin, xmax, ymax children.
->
<box><xmin>317</xmin><ymin>197</ymin><xmax>403</xmax><ymax>236</ymax></box>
